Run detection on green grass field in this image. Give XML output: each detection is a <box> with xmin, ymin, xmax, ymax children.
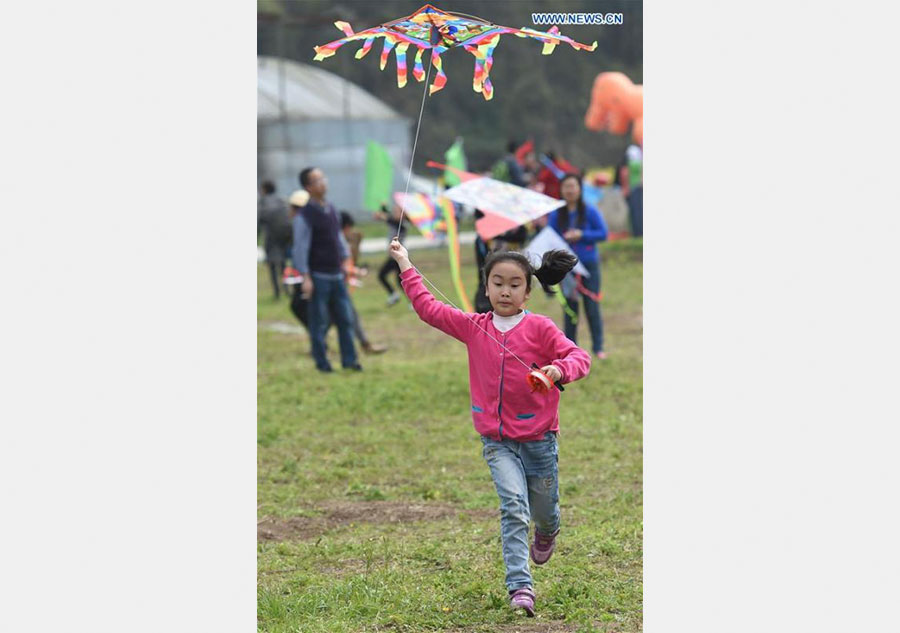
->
<box><xmin>258</xmin><ymin>239</ymin><xmax>643</xmax><ymax>632</ymax></box>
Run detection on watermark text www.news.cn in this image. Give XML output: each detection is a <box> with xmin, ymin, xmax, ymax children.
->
<box><xmin>532</xmin><ymin>12</ymin><xmax>624</xmax><ymax>26</ymax></box>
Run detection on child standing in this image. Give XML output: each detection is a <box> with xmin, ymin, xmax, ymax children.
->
<box><xmin>389</xmin><ymin>237</ymin><xmax>591</xmax><ymax>617</ymax></box>
<box><xmin>374</xmin><ymin>204</ymin><xmax>409</xmax><ymax>306</ymax></box>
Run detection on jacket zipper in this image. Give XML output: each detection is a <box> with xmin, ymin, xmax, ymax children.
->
<box><xmin>498</xmin><ymin>332</ymin><xmax>507</xmax><ymax>439</ymax></box>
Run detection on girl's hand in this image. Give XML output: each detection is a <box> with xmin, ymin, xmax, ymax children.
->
<box><xmin>540</xmin><ymin>365</ymin><xmax>562</xmax><ymax>383</ymax></box>
<box><xmin>390</xmin><ymin>237</ymin><xmax>413</xmax><ymax>271</ymax></box>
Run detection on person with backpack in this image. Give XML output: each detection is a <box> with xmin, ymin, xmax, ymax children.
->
<box><xmin>492</xmin><ymin>140</ymin><xmax>529</xmax><ymax>187</ymax></box>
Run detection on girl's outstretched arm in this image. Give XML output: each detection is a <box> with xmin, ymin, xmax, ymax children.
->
<box><xmin>390</xmin><ymin>238</ymin><xmax>476</xmax><ymax>343</ymax></box>
<box><xmin>543</xmin><ymin>317</ymin><xmax>592</xmax><ymax>384</ymax></box>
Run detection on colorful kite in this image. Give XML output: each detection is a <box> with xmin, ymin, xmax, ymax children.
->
<box><xmin>426</xmin><ymin>159</ymin><xmax>564</xmax><ymax>241</ymax></box>
<box><xmin>442</xmin><ymin>175</ymin><xmax>565</xmax><ymax>241</ymax></box>
<box><xmin>392</xmin><ymin>192</ymin><xmax>441</xmax><ymax>240</ymax></box>
<box><xmin>313</xmin><ymin>4</ymin><xmax>597</xmax><ymax>100</ymax></box>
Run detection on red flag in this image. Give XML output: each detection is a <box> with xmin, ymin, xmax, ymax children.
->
<box><xmin>514</xmin><ymin>139</ymin><xmax>534</xmax><ymax>166</ymax></box>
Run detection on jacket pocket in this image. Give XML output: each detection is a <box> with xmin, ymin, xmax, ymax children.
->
<box><xmin>503</xmin><ymin>386</ymin><xmax>543</xmax><ymax>425</ymax></box>
<box><xmin>471</xmin><ymin>404</ymin><xmax>496</xmax><ymax>437</ymax></box>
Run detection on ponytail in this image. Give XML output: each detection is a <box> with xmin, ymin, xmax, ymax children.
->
<box><xmin>484</xmin><ymin>249</ymin><xmax>577</xmax><ymax>294</ymax></box>
<box><xmin>533</xmin><ymin>249</ymin><xmax>577</xmax><ymax>293</ymax></box>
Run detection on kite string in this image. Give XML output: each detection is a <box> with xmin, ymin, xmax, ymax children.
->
<box><xmin>414</xmin><ymin>266</ymin><xmax>535</xmax><ymax>373</ymax></box>
<box><xmin>396</xmin><ymin>51</ymin><xmax>433</xmax><ymax>239</ymax></box>
<box><xmin>390</xmin><ymin>40</ymin><xmax>537</xmax><ymax>375</ymax></box>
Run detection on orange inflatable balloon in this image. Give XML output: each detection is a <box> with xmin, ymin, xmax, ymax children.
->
<box><xmin>584</xmin><ymin>72</ymin><xmax>643</xmax><ymax>145</ymax></box>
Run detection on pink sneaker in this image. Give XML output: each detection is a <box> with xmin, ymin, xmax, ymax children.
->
<box><xmin>509</xmin><ymin>587</ymin><xmax>536</xmax><ymax>617</ymax></box>
<box><xmin>595</xmin><ymin>351</ymin><xmax>607</xmax><ymax>360</ymax></box>
<box><xmin>531</xmin><ymin>528</ymin><xmax>559</xmax><ymax>565</ymax></box>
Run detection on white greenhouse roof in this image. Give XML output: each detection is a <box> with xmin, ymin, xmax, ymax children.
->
<box><xmin>258</xmin><ymin>56</ymin><xmax>404</xmax><ymax>122</ymax></box>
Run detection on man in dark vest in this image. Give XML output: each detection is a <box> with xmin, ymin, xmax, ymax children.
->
<box><xmin>292</xmin><ymin>167</ymin><xmax>361</xmax><ymax>373</ymax></box>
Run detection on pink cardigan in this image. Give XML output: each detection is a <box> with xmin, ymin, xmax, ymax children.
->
<box><xmin>400</xmin><ymin>267</ymin><xmax>592</xmax><ymax>442</ymax></box>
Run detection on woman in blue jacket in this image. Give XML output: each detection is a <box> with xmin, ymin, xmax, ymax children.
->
<box><xmin>547</xmin><ymin>173</ymin><xmax>609</xmax><ymax>359</ymax></box>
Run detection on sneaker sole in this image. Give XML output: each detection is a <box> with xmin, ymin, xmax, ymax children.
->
<box><xmin>511</xmin><ymin>603</ymin><xmax>535</xmax><ymax>617</ymax></box>
<box><xmin>530</xmin><ymin>550</ymin><xmax>553</xmax><ymax>565</ymax></box>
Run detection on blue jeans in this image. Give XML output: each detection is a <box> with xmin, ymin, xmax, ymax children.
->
<box><xmin>627</xmin><ymin>185</ymin><xmax>643</xmax><ymax>237</ymax></box>
<box><xmin>563</xmin><ymin>258</ymin><xmax>604</xmax><ymax>353</ymax></box>
<box><xmin>308</xmin><ymin>273</ymin><xmax>358</xmax><ymax>370</ymax></box>
<box><xmin>481</xmin><ymin>432</ymin><xmax>560</xmax><ymax>591</ymax></box>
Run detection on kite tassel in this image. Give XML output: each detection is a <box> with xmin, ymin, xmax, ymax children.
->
<box><xmin>482</xmin><ymin>77</ymin><xmax>493</xmax><ymax>100</ymax></box>
<box><xmin>334</xmin><ymin>20</ymin><xmax>354</xmax><ymax>37</ymax></box>
<box><xmin>395</xmin><ymin>42</ymin><xmax>410</xmax><ymax>87</ymax></box>
<box><xmin>412</xmin><ymin>47</ymin><xmax>426</xmax><ymax>82</ymax></box>
<box><xmin>355</xmin><ymin>37</ymin><xmax>375</xmax><ymax>59</ymax></box>
<box><xmin>380</xmin><ymin>38</ymin><xmax>397</xmax><ymax>71</ymax></box>
<box><xmin>429</xmin><ymin>49</ymin><xmax>447</xmax><ymax>95</ymax></box>
<box><xmin>313</xmin><ymin>44</ymin><xmax>338</xmax><ymax>61</ymax></box>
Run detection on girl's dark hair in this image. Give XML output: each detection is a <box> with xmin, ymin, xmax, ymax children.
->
<box><xmin>483</xmin><ymin>249</ymin><xmax>577</xmax><ymax>294</ymax></box>
<box><xmin>557</xmin><ymin>173</ymin><xmax>585</xmax><ymax>230</ymax></box>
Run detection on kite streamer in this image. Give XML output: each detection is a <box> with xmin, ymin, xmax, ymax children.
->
<box><xmin>554</xmin><ymin>284</ymin><xmax>578</xmax><ymax>324</ymax></box>
<box><xmin>575</xmin><ymin>275</ymin><xmax>603</xmax><ymax>303</ymax></box>
<box><xmin>440</xmin><ymin>197</ymin><xmax>473</xmax><ymax>312</ymax></box>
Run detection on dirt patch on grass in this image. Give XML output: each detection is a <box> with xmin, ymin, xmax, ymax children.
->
<box><xmin>328</xmin><ymin>500</ymin><xmax>441</xmax><ymax>524</ymax></box>
<box><xmin>258</xmin><ymin>501</ymin><xmax>494</xmax><ymax>542</ymax></box>
<box><xmin>257</xmin><ymin>515</ymin><xmax>328</xmax><ymax>542</ymax></box>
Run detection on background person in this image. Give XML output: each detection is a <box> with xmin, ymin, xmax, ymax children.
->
<box><xmin>546</xmin><ymin>173</ymin><xmax>609</xmax><ymax>360</ymax></box>
<box><xmin>292</xmin><ymin>167</ymin><xmax>362</xmax><ymax>373</ymax></box>
<box><xmin>257</xmin><ymin>180</ymin><xmax>292</xmax><ymax>300</ymax></box>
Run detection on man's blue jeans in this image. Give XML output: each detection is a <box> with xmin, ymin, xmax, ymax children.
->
<box><xmin>481</xmin><ymin>432</ymin><xmax>560</xmax><ymax>591</ymax></box>
<box><xmin>308</xmin><ymin>273</ymin><xmax>358</xmax><ymax>370</ymax></box>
